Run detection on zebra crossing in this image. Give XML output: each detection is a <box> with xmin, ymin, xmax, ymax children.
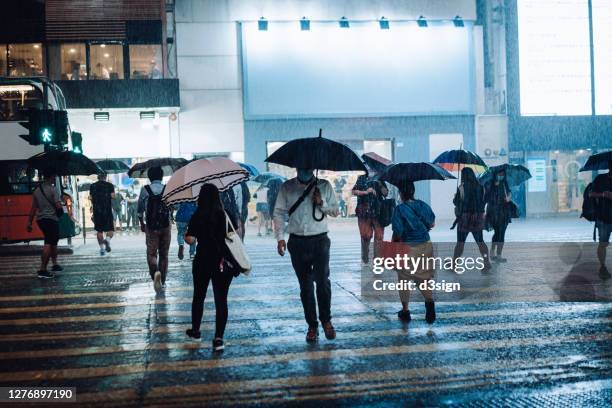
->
<box><xmin>0</xmin><ymin>231</ymin><xmax>610</xmax><ymax>406</ymax></box>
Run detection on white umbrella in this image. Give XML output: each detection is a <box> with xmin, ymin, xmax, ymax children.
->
<box><xmin>162</xmin><ymin>157</ymin><xmax>249</xmax><ymax>205</ymax></box>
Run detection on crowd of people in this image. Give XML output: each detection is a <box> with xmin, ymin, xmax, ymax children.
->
<box><xmin>26</xmin><ymin>160</ymin><xmax>612</xmax><ymax>351</ymax></box>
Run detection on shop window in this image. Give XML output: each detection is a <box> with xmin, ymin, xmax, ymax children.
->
<box><xmin>0</xmin><ymin>45</ymin><xmax>6</xmax><ymax>76</ymax></box>
<box><xmin>8</xmin><ymin>43</ymin><xmax>44</xmax><ymax>77</ymax></box>
<box><xmin>129</xmin><ymin>44</ymin><xmax>162</xmax><ymax>79</ymax></box>
<box><xmin>89</xmin><ymin>43</ymin><xmax>124</xmax><ymax>80</ymax></box>
<box><xmin>60</xmin><ymin>44</ymin><xmax>87</xmax><ymax>80</ymax></box>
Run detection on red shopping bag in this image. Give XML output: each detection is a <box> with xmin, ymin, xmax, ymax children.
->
<box><xmin>376</xmin><ymin>241</ymin><xmax>413</xmax><ymax>260</ymax></box>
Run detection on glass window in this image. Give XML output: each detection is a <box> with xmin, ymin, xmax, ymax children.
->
<box><xmin>129</xmin><ymin>44</ymin><xmax>162</xmax><ymax>79</ymax></box>
<box><xmin>89</xmin><ymin>43</ymin><xmax>124</xmax><ymax>80</ymax></box>
<box><xmin>0</xmin><ymin>162</ymin><xmax>40</xmax><ymax>195</ymax></box>
<box><xmin>0</xmin><ymin>45</ymin><xmax>6</xmax><ymax>76</ymax></box>
<box><xmin>0</xmin><ymin>84</ymin><xmax>43</xmax><ymax>122</ymax></box>
<box><xmin>60</xmin><ymin>44</ymin><xmax>87</xmax><ymax>80</ymax></box>
<box><xmin>8</xmin><ymin>43</ymin><xmax>44</xmax><ymax>77</ymax></box>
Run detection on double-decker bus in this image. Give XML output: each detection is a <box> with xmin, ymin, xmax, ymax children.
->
<box><xmin>0</xmin><ymin>77</ymin><xmax>80</xmax><ymax>244</ymax></box>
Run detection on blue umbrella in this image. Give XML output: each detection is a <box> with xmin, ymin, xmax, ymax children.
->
<box><xmin>479</xmin><ymin>163</ymin><xmax>531</xmax><ymax>187</ymax></box>
<box><xmin>238</xmin><ymin>162</ymin><xmax>259</xmax><ymax>177</ymax></box>
<box><xmin>254</xmin><ymin>172</ymin><xmax>285</xmax><ymax>184</ymax></box>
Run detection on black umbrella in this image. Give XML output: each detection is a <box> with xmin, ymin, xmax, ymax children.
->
<box><xmin>579</xmin><ymin>151</ymin><xmax>612</xmax><ymax>172</ymax></box>
<box><xmin>27</xmin><ymin>150</ymin><xmax>103</xmax><ymax>176</ymax></box>
<box><xmin>433</xmin><ymin>149</ymin><xmax>487</xmax><ymax>173</ymax></box>
<box><xmin>265</xmin><ymin>129</ymin><xmax>367</xmax><ymax>172</ymax></box>
<box><xmin>380</xmin><ymin>162</ymin><xmax>456</xmax><ymax>188</ymax></box>
<box><xmin>128</xmin><ymin>157</ymin><xmax>188</xmax><ymax>178</ymax></box>
<box><xmin>96</xmin><ymin>159</ymin><xmax>130</xmax><ymax>174</ymax></box>
<box><xmin>479</xmin><ymin>163</ymin><xmax>531</xmax><ymax>187</ymax></box>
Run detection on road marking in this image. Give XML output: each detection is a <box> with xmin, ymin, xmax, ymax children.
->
<box><xmin>0</xmin><ymin>317</ymin><xmax>609</xmax><ymax>360</ymax></box>
<box><xmin>0</xmin><ymin>333</ymin><xmax>609</xmax><ymax>382</ymax></box>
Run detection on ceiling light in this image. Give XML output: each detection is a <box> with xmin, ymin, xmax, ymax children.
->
<box><xmin>69</xmin><ymin>48</ymin><xmax>76</xmax><ymax>53</ymax></box>
<box><xmin>100</xmin><ymin>44</ymin><xmax>106</xmax><ymax>48</ymax></box>
<box><xmin>104</xmin><ymin>53</ymin><xmax>110</xmax><ymax>58</ymax></box>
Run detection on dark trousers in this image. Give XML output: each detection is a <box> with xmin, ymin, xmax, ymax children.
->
<box><xmin>287</xmin><ymin>233</ymin><xmax>332</xmax><ymax>328</ymax></box>
<box><xmin>454</xmin><ymin>229</ymin><xmax>489</xmax><ymax>260</ymax></box>
<box><xmin>491</xmin><ymin>222</ymin><xmax>508</xmax><ymax>255</ymax></box>
<box><xmin>191</xmin><ymin>256</ymin><xmax>233</xmax><ymax>337</ymax></box>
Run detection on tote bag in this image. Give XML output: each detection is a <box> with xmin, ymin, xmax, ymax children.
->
<box><xmin>224</xmin><ymin>212</ymin><xmax>252</xmax><ymax>275</ymax></box>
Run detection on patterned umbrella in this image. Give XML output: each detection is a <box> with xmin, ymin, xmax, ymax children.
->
<box><xmin>162</xmin><ymin>157</ymin><xmax>249</xmax><ymax>205</ymax></box>
<box><xmin>127</xmin><ymin>157</ymin><xmax>188</xmax><ymax>178</ymax></box>
<box><xmin>433</xmin><ymin>149</ymin><xmax>487</xmax><ymax>173</ymax></box>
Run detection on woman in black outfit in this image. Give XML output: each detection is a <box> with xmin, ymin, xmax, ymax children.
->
<box><xmin>485</xmin><ymin>170</ymin><xmax>512</xmax><ymax>262</ymax></box>
<box><xmin>185</xmin><ymin>183</ymin><xmax>233</xmax><ymax>352</ymax></box>
<box><xmin>453</xmin><ymin>168</ymin><xmax>491</xmax><ymax>271</ymax></box>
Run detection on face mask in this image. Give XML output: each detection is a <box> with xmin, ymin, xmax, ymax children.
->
<box><xmin>297</xmin><ymin>169</ymin><xmax>314</xmax><ymax>183</ymax></box>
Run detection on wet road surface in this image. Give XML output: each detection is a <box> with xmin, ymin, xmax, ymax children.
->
<box><xmin>0</xmin><ymin>221</ymin><xmax>611</xmax><ymax>407</ymax></box>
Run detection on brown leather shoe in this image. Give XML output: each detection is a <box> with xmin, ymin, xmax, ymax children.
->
<box><xmin>306</xmin><ymin>326</ymin><xmax>318</xmax><ymax>343</ymax></box>
<box><xmin>323</xmin><ymin>321</ymin><xmax>336</xmax><ymax>340</ymax></box>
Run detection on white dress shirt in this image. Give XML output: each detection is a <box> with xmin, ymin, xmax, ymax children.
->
<box><xmin>273</xmin><ymin>178</ymin><xmax>339</xmax><ymax>241</ymax></box>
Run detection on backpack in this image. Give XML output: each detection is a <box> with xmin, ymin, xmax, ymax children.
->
<box><xmin>581</xmin><ymin>182</ymin><xmax>597</xmax><ymax>222</ymax></box>
<box><xmin>145</xmin><ymin>185</ymin><xmax>170</xmax><ymax>230</ymax></box>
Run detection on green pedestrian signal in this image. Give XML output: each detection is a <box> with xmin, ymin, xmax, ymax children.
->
<box><xmin>41</xmin><ymin>128</ymin><xmax>53</xmax><ymax>143</ymax></box>
<box><xmin>71</xmin><ymin>132</ymin><xmax>83</xmax><ymax>154</ymax></box>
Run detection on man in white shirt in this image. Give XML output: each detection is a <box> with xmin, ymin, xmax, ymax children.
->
<box><xmin>274</xmin><ymin>168</ymin><xmax>339</xmax><ymax>343</ymax></box>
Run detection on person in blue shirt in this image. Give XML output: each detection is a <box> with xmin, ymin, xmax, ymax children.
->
<box><xmin>391</xmin><ymin>181</ymin><xmax>436</xmax><ymax>324</ymax></box>
<box><xmin>175</xmin><ymin>201</ymin><xmax>197</xmax><ymax>260</ymax></box>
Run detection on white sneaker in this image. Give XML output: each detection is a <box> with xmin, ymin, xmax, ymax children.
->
<box><xmin>153</xmin><ymin>271</ymin><xmax>162</xmax><ymax>293</ymax></box>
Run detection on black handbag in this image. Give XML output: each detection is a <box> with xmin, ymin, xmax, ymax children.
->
<box><xmin>507</xmin><ymin>200</ymin><xmax>520</xmax><ymax>219</ymax></box>
<box><xmin>377</xmin><ymin>198</ymin><xmax>396</xmax><ymax>227</ymax></box>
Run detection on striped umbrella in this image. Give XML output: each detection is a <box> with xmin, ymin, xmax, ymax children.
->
<box><xmin>162</xmin><ymin>157</ymin><xmax>249</xmax><ymax>205</ymax></box>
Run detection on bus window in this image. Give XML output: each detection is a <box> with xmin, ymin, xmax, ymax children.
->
<box><xmin>0</xmin><ymin>85</ymin><xmax>44</xmax><ymax>121</ymax></box>
<box><xmin>0</xmin><ymin>162</ymin><xmax>39</xmax><ymax>194</ymax></box>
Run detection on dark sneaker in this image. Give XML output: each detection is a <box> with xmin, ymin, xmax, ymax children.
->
<box><xmin>212</xmin><ymin>338</ymin><xmax>224</xmax><ymax>352</ymax></box>
<box><xmin>323</xmin><ymin>321</ymin><xmax>336</xmax><ymax>340</ymax></box>
<box><xmin>306</xmin><ymin>326</ymin><xmax>318</xmax><ymax>343</ymax></box>
<box><xmin>51</xmin><ymin>264</ymin><xmax>63</xmax><ymax>272</ymax></box>
<box><xmin>600</xmin><ymin>266</ymin><xmax>611</xmax><ymax>280</ymax></box>
<box><xmin>425</xmin><ymin>301</ymin><xmax>436</xmax><ymax>324</ymax></box>
<box><xmin>37</xmin><ymin>270</ymin><xmax>54</xmax><ymax>279</ymax></box>
<box><xmin>104</xmin><ymin>239</ymin><xmax>111</xmax><ymax>253</ymax></box>
<box><xmin>178</xmin><ymin>245</ymin><xmax>184</xmax><ymax>260</ymax></box>
<box><xmin>398</xmin><ymin>310</ymin><xmax>411</xmax><ymax>322</ymax></box>
<box><xmin>186</xmin><ymin>329</ymin><xmax>201</xmax><ymax>339</ymax></box>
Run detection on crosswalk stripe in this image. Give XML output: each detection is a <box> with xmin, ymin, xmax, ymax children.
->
<box><xmin>0</xmin><ymin>333</ymin><xmax>608</xmax><ymax>382</ymax></box>
<box><xmin>0</xmin><ymin>302</ymin><xmax>607</xmax><ymax>327</ymax></box>
<box><xmin>0</xmin><ymin>317</ymin><xmax>609</xmax><ymax>361</ymax></box>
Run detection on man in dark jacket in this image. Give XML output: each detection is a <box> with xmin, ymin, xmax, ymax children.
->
<box><xmin>589</xmin><ymin>161</ymin><xmax>612</xmax><ymax>279</ymax></box>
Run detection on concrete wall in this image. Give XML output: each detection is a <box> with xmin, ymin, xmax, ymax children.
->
<box><xmin>175</xmin><ymin>0</ymin><xmax>477</xmax><ymax>158</ymax></box>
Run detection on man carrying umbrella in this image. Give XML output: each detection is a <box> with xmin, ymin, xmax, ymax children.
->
<box><xmin>268</xmin><ymin>130</ymin><xmax>365</xmax><ymax>343</ymax></box>
<box><xmin>273</xmin><ymin>168</ymin><xmax>340</xmax><ymax>342</ymax></box>
<box><xmin>588</xmin><ymin>160</ymin><xmax>612</xmax><ymax>279</ymax></box>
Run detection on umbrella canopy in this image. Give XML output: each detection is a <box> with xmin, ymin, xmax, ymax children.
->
<box><xmin>96</xmin><ymin>159</ymin><xmax>130</xmax><ymax>174</ymax></box>
<box><xmin>362</xmin><ymin>152</ymin><xmax>393</xmax><ymax>174</ymax></box>
<box><xmin>262</xmin><ymin>176</ymin><xmax>286</xmax><ymax>188</ymax></box>
<box><xmin>265</xmin><ymin>129</ymin><xmax>367</xmax><ymax>172</ymax></box>
<box><xmin>162</xmin><ymin>157</ymin><xmax>249</xmax><ymax>206</ymax></box>
<box><xmin>27</xmin><ymin>150</ymin><xmax>103</xmax><ymax>176</ymax></box>
<box><xmin>238</xmin><ymin>162</ymin><xmax>259</xmax><ymax>177</ymax></box>
<box><xmin>128</xmin><ymin>157</ymin><xmax>188</xmax><ymax>178</ymax></box>
<box><xmin>380</xmin><ymin>162</ymin><xmax>456</xmax><ymax>188</ymax></box>
<box><xmin>254</xmin><ymin>172</ymin><xmax>285</xmax><ymax>184</ymax></box>
<box><xmin>433</xmin><ymin>149</ymin><xmax>487</xmax><ymax>173</ymax></box>
<box><xmin>479</xmin><ymin>163</ymin><xmax>532</xmax><ymax>187</ymax></box>
<box><xmin>579</xmin><ymin>151</ymin><xmax>612</xmax><ymax>172</ymax></box>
